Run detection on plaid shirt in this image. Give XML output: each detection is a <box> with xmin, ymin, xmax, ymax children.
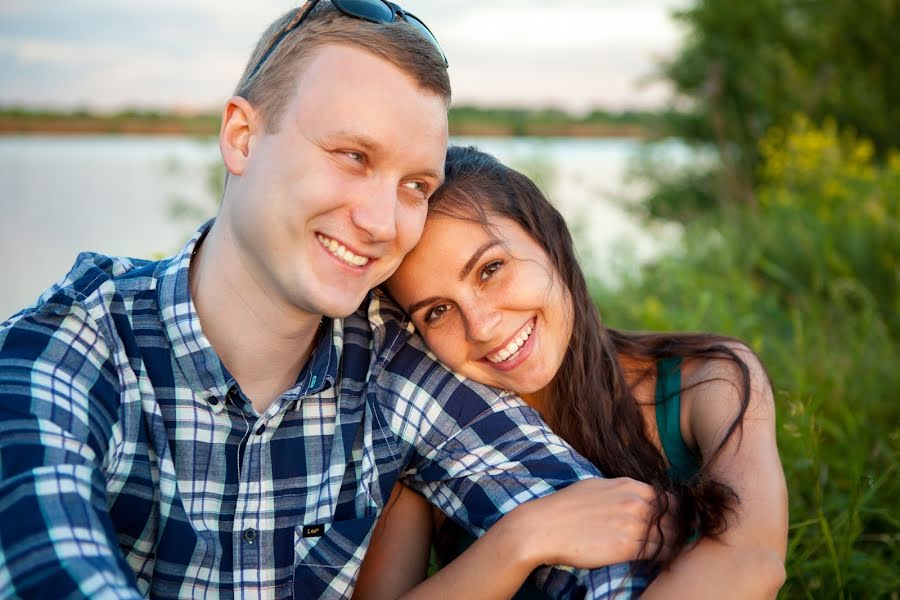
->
<box><xmin>0</xmin><ymin>223</ymin><xmax>646</xmax><ymax>599</ymax></box>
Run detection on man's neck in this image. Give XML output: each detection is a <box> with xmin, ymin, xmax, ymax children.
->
<box><xmin>189</xmin><ymin>219</ymin><xmax>323</xmax><ymax>414</ymax></box>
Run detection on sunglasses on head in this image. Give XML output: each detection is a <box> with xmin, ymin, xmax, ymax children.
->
<box><xmin>247</xmin><ymin>0</ymin><xmax>447</xmax><ymax>81</ymax></box>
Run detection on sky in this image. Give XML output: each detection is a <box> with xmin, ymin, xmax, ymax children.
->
<box><xmin>0</xmin><ymin>0</ymin><xmax>688</xmax><ymax>113</ymax></box>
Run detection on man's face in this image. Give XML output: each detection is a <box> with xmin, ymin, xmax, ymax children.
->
<box><xmin>225</xmin><ymin>44</ymin><xmax>449</xmax><ymax>319</ymax></box>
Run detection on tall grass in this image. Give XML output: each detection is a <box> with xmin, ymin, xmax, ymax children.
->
<box><xmin>591</xmin><ymin>117</ymin><xmax>899</xmax><ymax>597</ymax></box>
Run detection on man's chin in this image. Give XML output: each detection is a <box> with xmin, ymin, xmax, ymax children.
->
<box><xmin>313</xmin><ymin>291</ymin><xmax>371</xmax><ymax>319</ymax></box>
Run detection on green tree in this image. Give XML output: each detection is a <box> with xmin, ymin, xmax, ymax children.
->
<box><xmin>650</xmin><ymin>0</ymin><xmax>900</xmax><ymax>219</ymax></box>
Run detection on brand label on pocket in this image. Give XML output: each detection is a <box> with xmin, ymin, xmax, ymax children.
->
<box><xmin>302</xmin><ymin>524</ymin><xmax>325</xmax><ymax>538</ymax></box>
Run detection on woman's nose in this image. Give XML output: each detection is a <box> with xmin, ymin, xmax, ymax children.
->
<box><xmin>464</xmin><ymin>304</ymin><xmax>501</xmax><ymax>343</ymax></box>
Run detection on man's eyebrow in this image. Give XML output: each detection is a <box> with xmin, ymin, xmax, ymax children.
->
<box><xmin>326</xmin><ymin>131</ymin><xmax>383</xmax><ymax>153</ymax></box>
<box><xmin>419</xmin><ymin>169</ymin><xmax>444</xmax><ymax>184</ymax></box>
<box><xmin>326</xmin><ymin>130</ymin><xmax>443</xmax><ymax>183</ymax></box>
<box><xmin>397</xmin><ymin>160</ymin><xmax>444</xmax><ymax>186</ymax></box>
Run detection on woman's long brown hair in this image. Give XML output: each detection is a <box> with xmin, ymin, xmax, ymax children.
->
<box><xmin>430</xmin><ymin>145</ymin><xmax>760</xmax><ymax>569</ymax></box>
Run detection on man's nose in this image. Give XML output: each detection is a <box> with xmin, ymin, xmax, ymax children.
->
<box><xmin>350</xmin><ymin>180</ymin><xmax>398</xmax><ymax>243</ymax></box>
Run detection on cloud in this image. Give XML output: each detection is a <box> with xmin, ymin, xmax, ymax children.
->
<box><xmin>404</xmin><ymin>0</ymin><xmax>685</xmax><ymax>110</ymax></box>
<box><xmin>0</xmin><ymin>39</ymin><xmax>116</xmax><ymax>65</ymax></box>
<box><xmin>0</xmin><ymin>0</ymin><xmax>686</xmax><ymax>111</ymax></box>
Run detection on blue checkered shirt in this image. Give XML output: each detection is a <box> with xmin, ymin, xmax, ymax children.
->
<box><xmin>0</xmin><ymin>223</ymin><xmax>647</xmax><ymax>599</ymax></box>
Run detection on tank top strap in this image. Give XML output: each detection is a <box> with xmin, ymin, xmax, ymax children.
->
<box><xmin>655</xmin><ymin>357</ymin><xmax>700</xmax><ymax>480</ymax></box>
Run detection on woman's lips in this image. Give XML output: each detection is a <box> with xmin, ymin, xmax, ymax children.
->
<box><xmin>483</xmin><ymin>318</ymin><xmax>537</xmax><ymax>372</ymax></box>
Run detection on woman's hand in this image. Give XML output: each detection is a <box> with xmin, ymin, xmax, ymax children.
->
<box><xmin>355</xmin><ymin>477</ymin><xmax>674</xmax><ymax>600</ymax></box>
<box><xmin>503</xmin><ymin>476</ymin><xmax>676</xmax><ymax>570</ymax></box>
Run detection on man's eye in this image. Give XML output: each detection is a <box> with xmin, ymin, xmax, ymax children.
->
<box><xmin>424</xmin><ymin>304</ymin><xmax>451</xmax><ymax>323</ymax></box>
<box><xmin>480</xmin><ymin>260</ymin><xmax>503</xmax><ymax>281</ymax></box>
<box><xmin>402</xmin><ymin>180</ymin><xmax>426</xmax><ymax>192</ymax></box>
<box><xmin>344</xmin><ymin>151</ymin><xmax>364</xmax><ymax>162</ymax></box>
<box><xmin>401</xmin><ymin>180</ymin><xmax>431</xmax><ymax>202</ymax></box>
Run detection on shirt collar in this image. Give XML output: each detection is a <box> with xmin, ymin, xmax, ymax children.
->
<box><xmin>285</xmin><ymin>316</ymin><xmax>343</xmax><ymax>405</ymax></box>
<box><xmin>157</xmin><ymin>220</ymin><xmax>233</xmax><ymax>399</ymax></box>
<box><xmin>367</xmin><ymin>288</ymin><xmax>415</xmax><ymax>361</ymax></box>
<box><xmin>156</xmin><ymin>220</ymin><xmax>343</xmax><ymax>405</ymax></box>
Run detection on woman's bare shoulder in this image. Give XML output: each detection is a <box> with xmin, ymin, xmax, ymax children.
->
<box><xmin>679</xmin><ymin>342</ymin><xmax>775</xmax><ymax>451</ymax></box>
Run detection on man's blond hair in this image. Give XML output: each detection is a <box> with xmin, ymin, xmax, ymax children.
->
<box><xmin>234</xmin><ymin>1</ymin><xmax>451</xmax><ymax>133</ymax></box>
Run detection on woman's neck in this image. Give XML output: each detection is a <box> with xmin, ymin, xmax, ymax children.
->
<box><xmin>521</xmin><ymin>389</ymin><xmax>550</xmax><ymax>418</ymax></box>
<box><xmin>521</xmin><ymin>354</ymin><xmax>656</xmax><ymax>419</ymax></box>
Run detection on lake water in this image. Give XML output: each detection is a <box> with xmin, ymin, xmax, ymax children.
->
<box><xmin>0</xmin><ymin>135</ymin><xmax>684</xmax><ymax>319</ymax></box>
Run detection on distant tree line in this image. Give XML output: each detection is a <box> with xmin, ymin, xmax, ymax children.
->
<box><xmin>0</xmin><ymin>105</ymin><xmax>655</xmax><ymax>138</ymax></box>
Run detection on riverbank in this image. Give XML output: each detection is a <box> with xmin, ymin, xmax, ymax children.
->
<box><xmin>0</xmin><ymin>106</ymin><xmax>654</xmax><ymax>138</ymax></box>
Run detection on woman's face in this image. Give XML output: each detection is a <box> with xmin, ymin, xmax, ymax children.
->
<box><xmin>386</xmin><ymin>213</ymin><xmax>574</xmax><ymax>395</ymax></box>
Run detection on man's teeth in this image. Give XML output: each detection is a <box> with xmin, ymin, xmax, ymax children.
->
<box><xmin>487</xmin><ymin>322</ymin><xmax>534</xmax><ymax>363</ymax></box>
<box><xmin>317</xmin><ymin>234</ymin><xmax>369</xmax><ymax>267</ymax></box>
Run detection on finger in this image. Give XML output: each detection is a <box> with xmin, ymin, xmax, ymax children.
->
<box><xmin>639</xmin><ymin>528</ymin><xmax>683</xmax><ymax>563</ymax></box>
<box><xmin>634</xmin><ymin>536</ymin><xmax>670</xmax><ymax>562</ymax></box>
<box><xmin>664</xmin><ymin>490</ymin><xmax>679</xmax><ymax>513</ymax></box>
<box><xmin>655</xmin><ymin>537</ymin><xmax>678</xmax><ymax>563</ymax></box>
<box><xmin>658</xmin><ymin>511</ymin><xmax>679</xmax><ymax>539</ymax></box>
<box><xmin>623</xmin><ymin>477</ymin><xmax>658</xmax><ymax>502</ymax></box>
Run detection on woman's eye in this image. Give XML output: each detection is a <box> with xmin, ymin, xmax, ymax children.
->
<box><xmin>480</xmin><ymin>260</ymin><xmax>503</xmax><ymax>281</ymax></box>
<box><xmin>344</xmin><ymin>151</ymin><xmax>364</xmax><ymax>162</ymax></box>
<box><xmin>424</xmin><ymin>304</ymin><xmax>451</xmax><ymax>323</ymax></box>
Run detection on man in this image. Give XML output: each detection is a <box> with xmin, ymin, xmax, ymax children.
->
<box><xmin>0</xmin><ymin>2</ymin><xmax>646</xmax><ymax>598</ymax></box>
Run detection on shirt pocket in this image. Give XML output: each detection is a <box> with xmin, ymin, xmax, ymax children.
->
<box><xmin>293</xmin><ymin>515</ymin><xmax>378</xmax><ymax>600</ymax></box>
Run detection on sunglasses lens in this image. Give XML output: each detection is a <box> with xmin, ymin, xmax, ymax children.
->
<box><xmin>333</xmin><ymin>0</ymin><xmax>394</xmax><ymax>22</ymax></box>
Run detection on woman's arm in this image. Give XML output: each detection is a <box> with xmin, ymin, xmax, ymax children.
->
<box><xmin>642</xmin><ymin>345</ymin><xmax>788</xmax><ymax>599</ymax></box>
<box><xmin>354</xmin><ymin>484</ymin><xmax>434</xmax><ymax>599</ymax></box>
<box><xmin>354</xmin><ymin>477</ymin><xmax>674</xmax><ymax>600</ymax></box>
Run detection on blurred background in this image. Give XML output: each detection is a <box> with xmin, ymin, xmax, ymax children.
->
<box><xmin>1</xmin><ymin>0</ymin><xmax>897</xmax><ymax>596</ymax></box>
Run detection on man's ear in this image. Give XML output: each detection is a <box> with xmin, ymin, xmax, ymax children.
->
<box><xmin>219</xmin><ymin>96</ymin><xmax>259</xmax><ymax>177</ymax></box>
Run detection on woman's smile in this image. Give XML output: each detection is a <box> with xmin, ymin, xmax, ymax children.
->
<box><xmin>481</xmin><ymin>317</ymin><xmax>537</xmax><ymax>371</ymax></box>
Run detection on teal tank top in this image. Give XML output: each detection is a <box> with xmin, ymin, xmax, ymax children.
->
<box><xmin>438</xmin><ymin>358</ymin><xmax>699</xmax><ymax>599</ymax></box>
<box><xmin>655</xmin><ymin>357</ymin><xmax>700</xmax><ymax>480</ymax></box>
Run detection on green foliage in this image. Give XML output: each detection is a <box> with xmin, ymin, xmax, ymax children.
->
<box><xmin>653</xmin><ymin>0</ymin><xmax>900</xmax><ymax>218</ymax></box>
<box><xmin>757</xmin><ymin>115</ymin><xmax>900</xmax><ymax>336</ymax></box>
<box><xmin>447</xmin><ymin>105</ymin><xmax>654</xmax><ymax>137</ymax></box>
<box><xmin>594</xmin><ymin>120</ymin><xmax>899</xmax><ymax>597</ymax></box>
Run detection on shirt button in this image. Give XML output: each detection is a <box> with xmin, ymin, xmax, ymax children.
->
<box><xmin>208</xmin><ymin>396</ymin><xmax>219</xmax><ymax>406</ymax></box>
<box><xmin>255</xmin><ymin>423</ymin><xmax>267</xmax><ymax>435</ymax></box>
<box><xmin>243</xmin><ymin>528</ymin><xmax>257</xmax><ymax>543</ymax></box>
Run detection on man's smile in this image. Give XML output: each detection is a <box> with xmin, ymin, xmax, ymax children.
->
<box><xmin>316</xmin><ymin>233</ymin><xmax>371</xmax><ymax>267</ymax></box>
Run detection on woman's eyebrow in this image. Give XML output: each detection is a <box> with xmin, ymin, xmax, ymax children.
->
<box><xmin>458</xmin><ymin>241</ymin><xmax>499</xmax><ymax>280</ymax></box>
<box><xmin>404</xmin><ymin>241</ymin><xmax>500</xmax><ymax>316</ymax></box>
<box><xmin>407</xmin><ymin>296</ymin><xmax>441</xmax><ymax>316</ymax></box>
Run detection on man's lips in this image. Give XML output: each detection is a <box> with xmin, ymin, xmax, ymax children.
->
<box><xmin>316</xmin><ymin>233</ymin><xmax>372</xmax><ymax>267</ymax></box>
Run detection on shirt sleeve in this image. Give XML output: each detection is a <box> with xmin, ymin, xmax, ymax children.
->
<box><xmin>0</xmin><ymin>297</ymin><xmax>142</xmax><ymax>598</ymax></box>
<box><xmin>376</xmin><ymin>339</ymin><xmax>649</xmax><ymax>599</ymax></box>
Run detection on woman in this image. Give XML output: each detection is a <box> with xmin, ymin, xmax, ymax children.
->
<box><xmin>354</xmin><ymin>146</ymin><xmax>787</xmax><ymax>598</ymax></box>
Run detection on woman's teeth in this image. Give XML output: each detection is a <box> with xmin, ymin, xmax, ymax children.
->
<box><xmin>487</xmin><ymin>322</ymin><xmax>534</xmax><ymax>363</ymax></box>
<box><xmin>317</xmin><ymin>234</ymin><xmax>369</xmax><ymax>267</ymax></box>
